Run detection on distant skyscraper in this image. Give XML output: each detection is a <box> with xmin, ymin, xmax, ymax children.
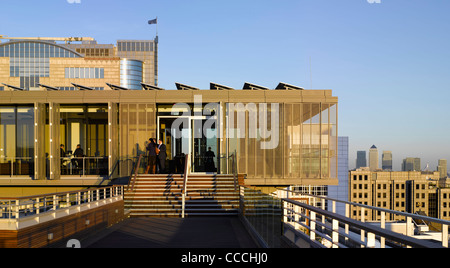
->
<box><xmin>356</xmin><ymin>151</ymin><xmax>367</xmax><ymax>169</ymax></box>
<box><xmin>438</xmin><ymin>159</ymin><xmax>447</xmax><ymax>179</ymax></box>
<box><xmin>382</xmin><ymin>151</ymin><xmax>393</xmax><ymax>170</ymax></box>
<box><xmin>402</xmin><ymin>157</ymin><xmax>421</xmax><ymax>171</ymax></box>
<box><xmin>369</xmin><ymin>145</ymin><xmax>379</xmax><ymax>171</ymax></box>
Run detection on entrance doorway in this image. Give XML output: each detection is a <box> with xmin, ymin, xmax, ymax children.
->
<box><xmin>157</xmin><ymin>116</ymin><xmax>218</xmax><ymax>174</ymax></box>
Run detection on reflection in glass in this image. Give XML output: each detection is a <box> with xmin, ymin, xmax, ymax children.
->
<box><xmin>59</xmin><ymin>104</ymin><xmax>109</xmax><ymax>176</ymax></box>
<box><xmin>0</xmin><ymin>106</ymin><xmax>34</xmax><ymax>176</ymax></box>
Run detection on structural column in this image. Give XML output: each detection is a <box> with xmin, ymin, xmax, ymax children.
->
<box><xmin>108</xmin><ymin>102</ymin><xmax>118</xmax><ymax>177</ymax></box>
<box><xmin>34</xmin><ymin>103</ymin><xmax>46</xmax><ymax>180</ymax></box>
<box><xmin>49</xmin><ymin>103</ymin><xmax>60</xmax><ymax>180</ymax></box>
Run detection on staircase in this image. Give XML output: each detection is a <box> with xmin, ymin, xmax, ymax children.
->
<box><xmin>124</xmin><ymin>174</ymin><xmax>240</xmax><ymax>217</ymax></box>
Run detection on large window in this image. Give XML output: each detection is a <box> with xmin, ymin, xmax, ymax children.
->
<box><xmin>0</xmin><ymin>41</ymin><xmax>82</xmax><ymax>90</ymax></box>
<box><xmin>59</xmin><ymin>104</ymin><xmax>109</xmax><ymax>176</ymax></box>
<box><xmin>226</xmin><ymin>102</ymin><xmax>337</xmax><ymax>180</ymax></box>
<box><xmin>65</xmin><ymin>67</ymin><xmax>105</xmax><ymax>79</ymax></box>
<box><xmin>0</xmin><ymin>106</ymin><xmax>34</xmax><ymax>176</ymax></box>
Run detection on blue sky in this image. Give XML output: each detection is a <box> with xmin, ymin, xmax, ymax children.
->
<box><xmin>1</xmin><ymin>0</ymin><xmax>449</xmax><ymax>170</ymax></box>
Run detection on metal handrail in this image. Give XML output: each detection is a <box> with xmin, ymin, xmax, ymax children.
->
<box><xmin>281</xmin><ymin>197</ymin><xmax>443</xmax><ymax>248</ymax></box>
<box><xmin>181</xmin><ymin>154</ymin><xmax>190</xmax><ymax>218</ymax></box>
<box><xmin>276</xmin><ymin>187</ymin><xmax>450</xmax><ymax>248</ymax></box>
<box><xmin>127</xmin><ymin>154</ymin><xmax>143</xmax><ymax>192</ymax></box>
<box><xmin>0</xmin><ymin>157</ymin><xmax>33</xmax><ymax>177</ymax></box>
<box><xmin>60</xmin><ymin>156</ymin><xmax>108</xmax><ymax>176</ymax></box>
<box><xmin>231</xmin><ymin>151</ymin><xmax>238</xmax><ymax>191</ymax></box>
<box><xmin>0</xmin><ymin>185</ymin><xmax>123</xmax><ymax>221</ymax></box>
<box><xmin>276</xmin><ymin>188</ymin><xmax>450</xmax><ymax>227</ymax></box>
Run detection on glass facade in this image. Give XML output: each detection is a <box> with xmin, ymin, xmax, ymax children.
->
<box><xmin>117</xmin><ymin>39</ymin><xmax>157</xmax><ymax>86</ymax></box>
<box><xmin>117</xmin><ymin>41</ymin><xmax>154</xmax><ymax>52</ymax></box>
<box><xmin>58</xmin><ymin>104</ymin><xmax>109</xmax><ymax>176</ymax></box>
<box><xmin>120</xmin><ymin>59</ymin><xmax>143</xmax><ymax>90</ymax></box>
<box><xmin>0</xmin><ymin>88</ymin><xmax>337</xmax><ymax>184</ymax></box>
<box><xmin>0</xmin><ymin>105</ymin><xmax>34</xmax><ymax>176</ymax></box>
<box><xmin>117</xmin><ymin>101</ymin><xmax>338</xmax><ymax>181</ymax></box>
<box><xmin>0</xmin><ymin>41</ymin><xmax>82</xmax><ymax>90</ymax></box>
<box><xmin>119</xmin><ymin>103</ymin><xmax>156</xmax><ymax>176</ymax></box>
<box><xmin>65</xmin><ymin>67</ymin><xmax>104</xmax><ymax>79</ymax></box>
<box><xmin>227</xmin><ymin>102</ymin><xmax>338</xmax><ymax>180</ymax></box>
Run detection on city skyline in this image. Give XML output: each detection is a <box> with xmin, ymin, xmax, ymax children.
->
<box><xmin>353</xmin><ymin>145</ymin><xmax>448</xmax><ymax>172</ymax></box>
<box><xmin>1</xmin><ymin>0</ymin><xmax>449</xmax><ymax>170</ymax></box>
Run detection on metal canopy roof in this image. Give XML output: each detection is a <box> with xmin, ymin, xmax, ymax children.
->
<box><xmin>243</xmin><ymin>82</ymin><xmax>269</xmax><ymax>90</ymax></box>
<box><xmin>106</xmin><ymin>83</ymin><xmax>129</xmax><ymax>90</ymax></box>
<box><xmin>276</xmin><ymin>82</ymin><xmax>304</xmax><ymax>90</ymax></box>
<box><xmin>210</xmin><ymin>82</ymin><xmax>234</xmax><ymax>90</ymax></box>
<box><xmin>71</xmin><ymin>83</ymin><xmax>95</xmax><ymax>91</ymax></box>
<box><xmin>2</xmin><ymin>83</ymin><xmax>25</xmax><ymax>91</ymax></box>
<box><xmin>141</xmin><ymin>83</ymin><xmax>165</xmax><ymax>90</ymax></box>
<box><xmin>38</xmin><ymin>83</ymin><xmax>60</xmax><ymax>91</ymax></box>
<box><xmin>175</xmin><ymin>83</ymin><xmax>199</xmax><ymax>90</ymax></box>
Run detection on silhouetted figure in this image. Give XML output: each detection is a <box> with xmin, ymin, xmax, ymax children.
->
<box><xmin>146</xmin><ymin>138</ymin><xmax>157</xmax><ymax>174</ymax></box>
<box><xmin>157</xmin><ymin>139</ymin><xmax>167</xmax><ymax>174</ymax></box>
<box><xmin>72</xmin><ymin>144</ymin><xmax>84</xmax><ymax>174</ymax></box>
<box><xmin>205</xmin><ymin>147</ymin><xmax>216</xmax><ymax>172</ymax></box>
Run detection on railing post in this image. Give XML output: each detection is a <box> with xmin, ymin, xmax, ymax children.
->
<box><xmin>406</xmin><ymin>216</ymin><xmax>413</xmax><ymax>237</ymax></box>
<box><xmin>36</xmin><ymin>197</ymin><xmax>40</xmax><ymax>215</ymax></box>
<box><xmin>53</xmin><ymin>195</ymin><xmax>57</xmax><ymax>211</ymax></box>
<box><xmin>310</xmin><ymin>210</ymin><xmax>316</xmax><ymax>242</ymax></box>
<box><xmin>182</xmin><ymin>194</ymin><xmax>185</xmax><ymax>219</ymax></box>
<box><xmin>380</xmin><ymin>211</ymin><xmax>386</xmax><ymax>248</ymax></box>
<box><xmin>406</xmin><ymin>216</ymin><xmax>413</xmax><ymax>248</ymax></box>
<box><xmin>332</xmin><ymin>219</ymin><xmax>339</xmax><ymax>248</ymax></box>
<box><xmin>15</xmin><ymin>200</ymin><xmax>19</xmax><ymax>219</ymax></box>
<box><xmin>345</xmin><ymin>203</ymin><xmax>350</xmax><ymax>244</ymax></box>
<box><xmin>367</xmin><ymin>232</ymin><xmax>376</xmax><ymax>248</ymax></box>
<box><xmin>294</xmin><ymin>204</ymin><xmax>300</xmax><ymax>230</ymax></box>
<box><xmin>361</xmin><ymin>207</ymin><xmax>365</xmax><ymax>247</ymax></box>
<box><xmin>442</xmin><ymin>224</ymin><xmax>448</xmax><ymax>248</ymax></box>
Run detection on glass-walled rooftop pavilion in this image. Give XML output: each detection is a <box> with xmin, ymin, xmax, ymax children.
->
<box><xmin>0</xmin><ymin>82</ymin><xmax>338</xmax><ymax>187</ymax></box>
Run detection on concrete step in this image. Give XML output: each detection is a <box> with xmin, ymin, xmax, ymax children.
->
<box><xmin>125</xmin><ymin>174</ymin><xmax>239</xmax><ymax>218</ymax></box>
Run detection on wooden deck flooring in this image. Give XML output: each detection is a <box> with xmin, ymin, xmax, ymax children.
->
<box><xmin>82</xmin><ymin>216</ymin><xmax>258</xmax><ymax>248</ymax></box>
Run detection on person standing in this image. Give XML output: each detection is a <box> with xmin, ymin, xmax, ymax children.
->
<box><xmin>157</xmin><ymin>138</ymin><xmax>167</xmax><ymax>174</ymax></box>
<box><xmin>73</xmin><ymin>144</ymin><xmax>84</xmax><ymax>174</ymax></box>
<box><xmin>146</xmin><ymin>138</ymin><xmax>157</xmax><ymax>174</ymax></box>
<box><xmin>60</xmin><ymin>144</ymin><xmax>66</xmax><ymax>175</ymax></box>
<box><xmin>205</xmin><ymin>147</ymin><xmax>216</xmax><ymax>172</ymax></box>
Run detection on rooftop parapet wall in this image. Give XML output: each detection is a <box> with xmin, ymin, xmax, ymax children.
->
<box><xmin>0</xmin><ymin>88</ymin><xmax>337</xmax><ymax>104</ymax></box>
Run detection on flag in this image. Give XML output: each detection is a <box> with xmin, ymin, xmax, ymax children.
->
<box><xmin>148</xmin><ymin>18</ymin><xmax>157</xmax><ymax>25</ymax></box>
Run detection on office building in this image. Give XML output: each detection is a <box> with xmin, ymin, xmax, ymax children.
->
<box><xmin>356</xmin><ymin>151</ymin><xmax>366</xmax><ymax>169</ymax></box>
<box><xmin>438</xmin><ymin>159</ymin><xmax>447</xmax><ymax>179</ymax></box>
<box><xmin>382</xmin><ymin>151</ymin><xmax>393</xmax><ymax>171</ymax></box>
<box><xmin>349</xmin><ymin>169</ymin><xmax>448</xmax><ymax>221</ymax></box>
<box><xmin>0</xmin><ymin>47</ymin><xmax>339</xmax><ymax>196</ymax></box>
<box><xmin>402</xmin><ymin>157</ymin><xmax>421</xmax><ymax>171</ymax></box>
<box><xmin>0</xmin><ymin>35</ymin><xmax>158</xmax><ymax>91</ymax></box>
<box><xmin>369</xmin><ymin>145</ymin><xmax>378</xmax><ymax>171</ymax></box>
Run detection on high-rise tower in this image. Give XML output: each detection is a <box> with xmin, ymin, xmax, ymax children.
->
<box><xmin>356</xmin><ymin>151</ymin><xmax>367</xmax><ymax>169</ymax></box>
<box><xmin>369</xmin><ymin>145</ymin><xmax>379</xmax><ymax>171</ymax></box>
<box><xmin>382</xmin><ymin>151</ymin><xmax>393</xmax><ymax>170</ymax></box>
